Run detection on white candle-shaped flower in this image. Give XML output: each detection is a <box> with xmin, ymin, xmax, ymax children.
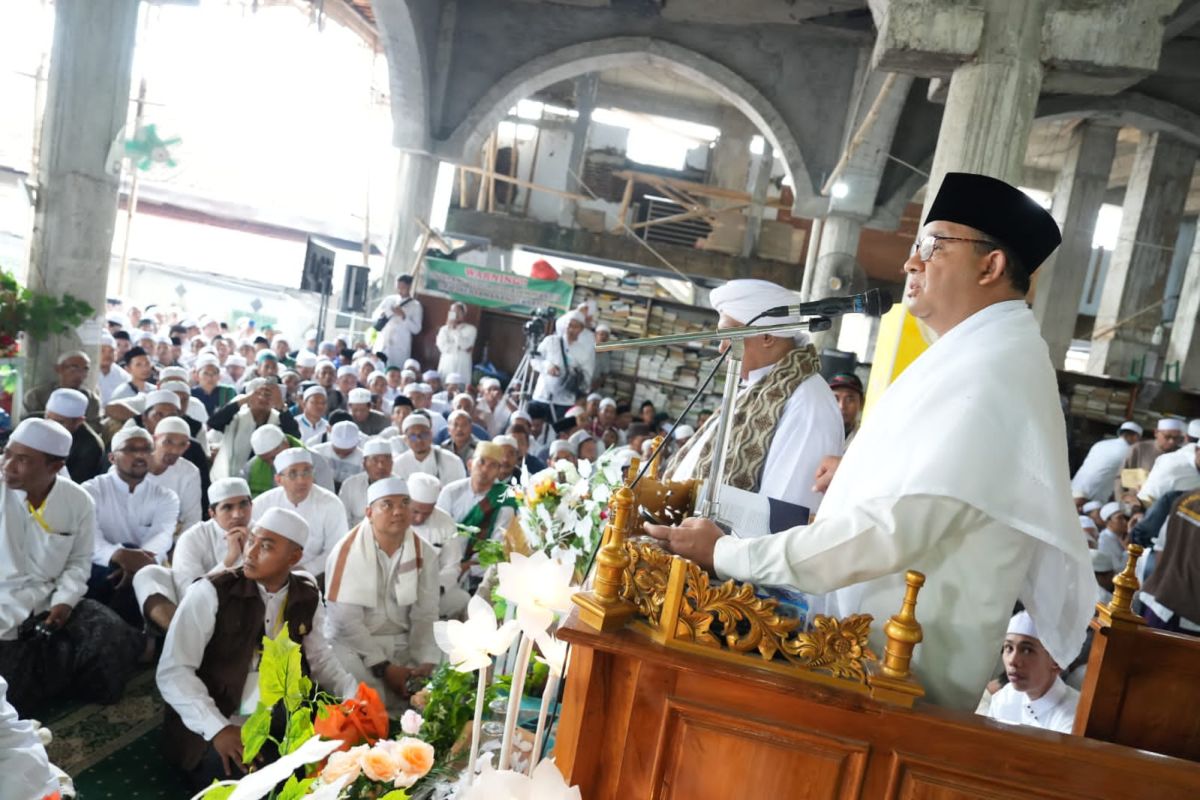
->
<box><xmin>433</xmin><ymin>595</ymin><xmax>519</xmax><ymax>784</ymax></box>
<box><xmin>530</xmin><ymin>632</ymin><xmax>569</xmax><ymax>774</ymax></box>
<box><xmin>496</xmin><ymin>551</ymin><xmax>579</xmax><ymax>771</ymax></box>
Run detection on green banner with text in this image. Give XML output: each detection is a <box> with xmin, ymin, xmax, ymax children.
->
<box><xmin>422</xmin><ymin>257</ymin><xmax>573</xmax><ymax>315</ymax></box>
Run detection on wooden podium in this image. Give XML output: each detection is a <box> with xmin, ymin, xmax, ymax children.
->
<box><xmin>552</xmin><ymin>491</ymin><xmax>1200</xmax><ymax>799</ymax></box>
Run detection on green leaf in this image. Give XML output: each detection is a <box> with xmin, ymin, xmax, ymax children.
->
<box><xmin>379</xmin><ymin>790</ymin><xmax>410</xmax><ymax>800</ymax></box>
<box><xmin>201</xmin><ymin>782</ymin><xmax>236</xmax><ymax>800</ymax></box>
<box><xmin>282</xmin><ymin>707</ymin><xmax>314</xmax><ymax>755</ymax></box>
<box><xmin>275</xmin><ymin>775</ymin><xmax>315</xmax><ymax>800</ymax></box>
<box><xmin>259</xmin><ymin>625</ymin><xmax>303</xmax><ymax>711</ymax></box>
<box><xmin>241</xmin><ymin>703</ymin><xmax>273</xmax><ymax>764</ymax></box>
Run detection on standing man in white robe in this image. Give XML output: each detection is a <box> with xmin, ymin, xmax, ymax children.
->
<box><xmin>1071</xmin><ymin>421</ymin><xmax>1141</xmax><ymax>504</ymax></box>
<box><xmin>436</xmin><ymin>302</ymin><xmax>476</xmax><ymax>380</ymax></box>
<box><xmin>372</xmin><ymin>274</ymin><xmax>423</xmax><ymax>368</ymax></box>
<box><xmin>647</xmin><ymin>172</ymin><xmax>1095</xmax><ymax>712</ymax></box>
<box><xmin>661</xmin><ymin>279</ymin><xmax>844</xmax><ymax>518</ymax></box>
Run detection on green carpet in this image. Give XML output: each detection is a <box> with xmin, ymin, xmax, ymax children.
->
<box><xmin>41</xmin><ymin>668</ymin><xmax>184</xmax><ymax>799</ymax></box>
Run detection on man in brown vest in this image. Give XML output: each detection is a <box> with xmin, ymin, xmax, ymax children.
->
<box><xmin>156</xmin><ymin>507</ymin><xmax>357</xmax><ymax>792</ymax></box>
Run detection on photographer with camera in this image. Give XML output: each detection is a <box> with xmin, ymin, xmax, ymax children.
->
<box><xmin>531</xmin><ymin>309</ymin><xmax>595</xmax><ymax>420</ymax></box>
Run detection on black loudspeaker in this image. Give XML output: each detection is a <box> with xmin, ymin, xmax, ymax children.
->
<box><xmin>341</xmin><ymin>265</ymin><xmax>370</xmax><ymax>313</ymax></box>
<box><xmin>301</xmin><ymin>237</ymin><xmax>335</xmax><ymax>293</ymax></box>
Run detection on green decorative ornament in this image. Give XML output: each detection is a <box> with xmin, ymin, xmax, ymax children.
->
<box><xmin>124</xmin><ymin>123</ymin><xmax>181</xmax><ymax>171</ymax></box>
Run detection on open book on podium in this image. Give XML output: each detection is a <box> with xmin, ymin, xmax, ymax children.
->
<box><xmin>551</xmin><ymin>478</ymin><xmax>1200</xmax><ymax>799</ymax></box>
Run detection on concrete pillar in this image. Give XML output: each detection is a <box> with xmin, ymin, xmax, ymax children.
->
<box><xmin>924</xmin><ymin>0</ymin><xmax>1047</xmax><ymax>213</ymax></box>
<box><xmin>1031</xmin><ymin>122</ymin><xmax>1118</xmax><ymax>368</ymax></box>
<box><xmin>809</xmin><ymin>215</ymin><xmax>863</xmax><ymax>351</ymax></box>
<box><xmin>384</xmin><ymin>149</ymin><xmax>441</xmax><ymax>285</ymax></box>
<box><xmin>741</xmin><ymin>141</ymin><xmax>773</xmax><ymax>258</ymax></box>
<box><xmin>25</xmin><ymin>0</ymin><xmax>139</xmax><ymax>389</ymax></box>
<box><xmin>1166</xmin><ymin>219</ymin><xmax>1200</xmax><ymax>389</ymax></box>
<box><xmin>1088</xmin><ymin>132</ymin><xmax>1196</xmax><ymax>378</ymax></box>
<box><xmin>558</xmin><ymin>74</ymin><xmax>598</xmax><ymax>227</ymax></box>
<box><xmin>709</xmin><ymin>108</ymin><xmax>755</xmax><ymax>203</ymax></box>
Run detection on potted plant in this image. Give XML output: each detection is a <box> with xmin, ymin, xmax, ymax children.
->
<box><xmin>0</xmin><ymin>270</ymin><xmax>95</xmax><ymax>357</ymax></box>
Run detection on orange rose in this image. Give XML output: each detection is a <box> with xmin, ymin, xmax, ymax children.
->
<box><xmin>392</xmin><ymin>736</ymin><xmax>435</xmax><ymax>780</ymax></box>
<box><xmin>320</xmin><ymin>748</ymin><xmax>362</xmax><ymax>783</ymax></box>
<box><xmin>360</xmin><ymin>745</ymin><xmax>401</xmax><ymax>782</ymax></box>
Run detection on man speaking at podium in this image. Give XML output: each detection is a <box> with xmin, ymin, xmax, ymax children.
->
<box><xmin>647</xmin><ymin>173</ymin><xmax>1095</xmax><ymax>711</ymax></box>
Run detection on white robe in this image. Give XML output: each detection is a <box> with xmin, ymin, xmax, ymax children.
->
<box><xmin>82</xmin><ymin>469</ymin><xmax>180</xmax><ymax>566</ymax></box>
<box><xmin>1070</xmin><ymin>437</ymin><xmax>1130</xmax><ymax>504</ymax></box>
<box><xmin>372</xmin><ymin>294</ymin><xmax>423</xmax><ymax>367</ymax></box>
<box><xmin>532</xmin><ymin>334</ymin><xmax>593</xmax><ymax>406</ymax></box>
<box><xmin>97</xmin><ymin>364</ymin><xmax>130</xmax><ymax>406</ymax></box>
<box><xmin>251</xmin><ymin>486</ymin><xmax>347</xmax><ymax>577</ymax></box>
<box><xmin>338</xmin><ymin>471</ymin><xmax>371</xmax><ymax>528</ymax></box>
<box><xmin>0</xmin><ymin>479</ymin><xmax>94</xmax><ymax>640</ymax></box>
<box><xmin>145</xmin><ymin>457</ymin><xmax>203</xmax><ymax>529</ymax></box>
<box><xmin>436</xmin><ymin>323</ymin><xmax>476</xmax><ymax>382</ymax></box>
<box><xmin>0</xmin><ymin>676</ymin><xmax>57</xmax><ymax>800</ymax></box>
<box><xmin>436</xmin><ymin>477</ymin><xmax>514</xmax><ymax>533</ymax></box>
<box><xmin>132</xmin><ymin>518</ymin><xmax>241</xmax><ymax>611</ymax></box>
<box><xmin>984</xmin><ymin>678</ymin><xmax>1079</xmax><ymax>734</ymax></box>
<box><xmin>412</xmin><ymin>506</ymin><xmax>470</xmax><ymax>616</ymax></box>
<box><xmin>1138</xmin><ymin>443</ymin><xmax>1200</xmax><ymax>505</ymax></box>
<box><xmin>393</xmin><ymin>447</ymin><xmax>466</xmax><ymax>487</ymax></box>
<box><xmin>668</xmin><ymin>362</ymin><xmax>844</xmax><ymax>517</ymax></box>
<box><xmin>713</xmin><ymin>301</ymin><xmax>1095</xmax><ymax>711</ymax></box>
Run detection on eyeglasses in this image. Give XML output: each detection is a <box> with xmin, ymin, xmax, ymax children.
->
<box><xmin>910</xmin><ymin>234</ymin><xmax>997</xmax><ymax>262</ymax></box>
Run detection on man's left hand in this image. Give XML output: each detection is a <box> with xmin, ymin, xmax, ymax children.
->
<box><xmin>45</xmin><ymin>603</ymin><xmax>72</xmax><ymax>630</ymax></box>
<box><xmin>642</xmin><ymin>517</ymin><xmax>724</xmax><ymax>574</ymax></box>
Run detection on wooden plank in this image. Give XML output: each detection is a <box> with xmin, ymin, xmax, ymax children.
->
<box><xmin>610</xmin><ymin>176</ymin><xmax>635</xmax><ymax>233</ymax></box>
<box><xmin>612</xmin><ymin>168</ymin><xmax>789</xmax><ymax>208</ymax></box>
<box><xmin>455</xmin><ymin>163</ymin><xmax>589</xmax><ymax>202</ymax></box>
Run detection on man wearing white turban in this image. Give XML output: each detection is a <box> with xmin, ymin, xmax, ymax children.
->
<box><xmin>661</xmin><ymin>278</ymin><xmax>844</xmax><ymax>519</ymax></box>
<box><xmin>532</xmin><ymin>310</ymin><xmax>594</xmax><ymax>417</ymax></box>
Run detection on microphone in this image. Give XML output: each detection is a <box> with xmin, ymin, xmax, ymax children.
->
<box><xmin>758</xmin><ymin>288</ymin><xmax>894</xmax><ymax>320</ymax></box>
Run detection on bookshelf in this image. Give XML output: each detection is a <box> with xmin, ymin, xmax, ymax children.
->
<box><xmin>572</xmin><ymin>275</ymin><xmax>725</xmax><ymax>423</ymax></box>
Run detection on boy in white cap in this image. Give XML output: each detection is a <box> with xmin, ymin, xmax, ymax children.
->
<box><xmin>323</xmin><ymin>478</ymin><xmax>440</xmax><ymax>710</ymax></box>
<box><xmin>0</xmin><ymin>419</ymin><xmax>141</xmax><ymax>714</ymax></box>
<box><xmin>40</xmin><ymin>387</ymin><xmax>107</xmax><ymax>483</ymax></box>
<box><xmin>1117</xmin><ymin>418</ymin><xmax>1187</xmax><ymax>499</ymax></box>
<box><xmin>98</xmin><ymin>331</ymin><xmax>131</xmax><ymax>406</ymax></box>
<box><xmin>251</xmin><ymin>449</ymin><xmax>346</xmax><ymax>578</ymax></box>
<box><xmin>145</xmin><ymin>416</ymin><xmax>203</xmax><ymax>529</ymax></box>
<box><xmin>295</xmin><ymin>384</ymin><xmax>330</xmax><ymax>446</ymax></box>
<box><xmin>338</xmin><ymin>439</ymin><xmax>395</xmax><ymax>528</ymax></box>
<box><xmin>393</xmin><ymin>412</ymin><xmax>465</xmax><ymax>487</ymax></box>
<box><xmin>158</xmin><ymin>506</ymin><xmax>357</xmax><ymax>791</ymax></box>
<box><xmin>407</xmin><ymin>473</ymin><xmax>470</xmax><ymax>618</ymax></box>
<box><xmin>135</xmin><ymin>478</ymin><xmax>255</xmax><ymax>631</ymax></box>
<box><xmin>311</xmin><ymin>419</ymin><xmax>366</xmax><ymax>491</ymax></box>
<box><xmin>82</xmin><ymin>427</ymin><xmax>180</xmax><ymax>625</ymax></box>
<box><xmin>1071</xmin><ymin>420</ymin><xmax>1141</xmax><ymax>506</ymax></box>
<box><xmin>337</xmin><ymin>387</ymin><xmax>390</xmax><ymax>437</ymax></box>
<box><xmin>981</xmin><ymin>611</ymin><xmax>1080</xmax><ymax>734</ymax></box>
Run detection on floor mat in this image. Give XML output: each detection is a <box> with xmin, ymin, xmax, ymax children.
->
<box><xmin>45</xmin><ymin>669</ymin><xmax>164</xmax><ymax>777</ymax></box>
<box><xmin>72</xmin><ymin>728</ymin><xmax>183</xmax><ymax>800</ymax></box>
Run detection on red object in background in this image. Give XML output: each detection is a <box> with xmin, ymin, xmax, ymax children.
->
<box><xmin>314</xmin><ymin>682</ymin><xmax>390</xmax><ymax>750</ymax></box>
<box><xmin>530</xmin><ymin>259</ymin><xmax>559</xmax><ymax>281</ymax></box>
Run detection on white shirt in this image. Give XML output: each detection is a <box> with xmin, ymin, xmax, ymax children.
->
<box><xmin>0</xmin><ymin>676</ymin><xmax>56</xmax><ymax>800</ymax></box>
<box><xmin>323</xmin><ymin>534</ymin><xmax>441</xmax><ymax>667</ymax></box>
<box><xmin>984</xmin><ymin>678</ymin><xmax>1079</xmax><ymax>734</ymax></box>
<box><xmin>714</xmin><ymin>302</ymin><xmax>1094</xmax><ymax>711</ymax></box>
<box><xmin>0</xmin><ymin>478</ymin><xmax>95</xmax><ymax>640</ymax></box>
<box><xmin>436</xmin><ymin>323</ymin><xmax>477</xmax><ymax>380</ymax></box>
<box><xmin>1138</xmin><ymin>443</ymin><xmax>1200</xmax><ymax>506</ymax></box>
<box><xmin>1070</xmin><ymin>437</ymin><xmax>1130</xmax><ymax>504</ymax></box>
<box><xmin>393</xmin><ymin>447</ymin><xmax>466</xmax><ymax>487</ymax></box>
<box><xmin>157</xmin><ymin>576</ymin><xmax>356</xmax><ymax>741</ymax></box>
<box><xmin>171</xmin><ymin>519</ymin><xmax>242</xmax><ymax>599</ymax></box>
<box><xmin>251</xmin><ymin>486</ymin><xmax>347</xmax><ymax>576</ymax></box>
<box><xmin>372</xmin><ymin>294</ymin><xmax>423</xmax><ymax>366</ymax></box>
<box><xmin>436</xmin><ymin>477</ymin><xmax>514</xmax><ymax>534</ymax></box>
<box><xmin>480</xmin><ymin>397</ymin><xmax>513</xmax><ymax>439</ymax></box>
<box><xmin>412</xmin><ymin>506</ymin><xmax>469</xmax><ymax>595</ymax></box>
<box><xmin>145</xmin><ymin>457</ymin><xmax>203</xmax><ymax>529</ymax></box>
<box><xmin>98</xmin><ymin>364</ymin><xmax>131</xmax><ymax>406</ymax></box>
<box><xmin>669</xmin><ymin>362</ymin><xmax>844</xmax><ymax>516</ymax></box>
<box><xmin>310</xmin><ymin>443</ymin><xmax>364</xmax><ymax>489</ymax></box>
<box><xmin>297</xmin><ymin>414</ymin><xmax>330</xmax><ymax>447</ymax></box>
<box><xmin>109</xmin><ymin>380</ymin><xmax>157</xmax><ymax>402</ymax></box>
<box><xmin>338</xmin><ymin>471</ymin><xmax>370</xmax><ymax>528</ymax></box>
<box><xmin>532</xmin><ymin>333</ymin><xmax>594</xmax><ymax>406</ymax></box>
<box><xmin>82</xmin><ymin>469</ymin><xmax>180</xmax><ymax>566</ymax></box>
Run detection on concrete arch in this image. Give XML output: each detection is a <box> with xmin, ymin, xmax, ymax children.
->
<box><xmin>373</xmin><ymin>0</ymin><xmax>432</xmax><ymax>150</ymax></box>
<box><xmin>441</xmin><ymin>37</ymin><xmax>818</xmax><ymax>208</ymax></box>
